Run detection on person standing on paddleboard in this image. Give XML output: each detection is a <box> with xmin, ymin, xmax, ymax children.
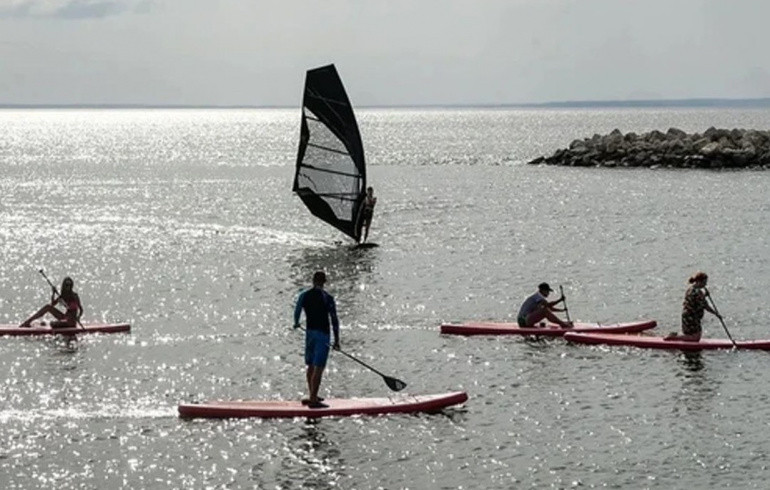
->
<box><xmin>357</xmin><ymin>186</ymin><xmax>377</xmax><ymax>244</ymax></box>
<box><xmin>293</xmin><ymin>271</ymin><xmax>340</xmax><ymax>409</ymax></box>
<box><xmin>20</xmin><ymin>276</ymin><xmax>83</xmax><ymax>328</ymax></box>
<box><xmin>517</xmin><ymin>282</ymin><xmax>572</xmax><ymax>329</ymax></box>
<box><xmin>665</xmin><ymin>271</ymin><xmax>721</xmax><ymax>341</ymax></box>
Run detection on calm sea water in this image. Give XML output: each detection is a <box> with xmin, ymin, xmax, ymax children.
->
<box><xmin>1</xmin><ymin>107</ymin><xmax>770</xmax><ymax>489</ymax></box>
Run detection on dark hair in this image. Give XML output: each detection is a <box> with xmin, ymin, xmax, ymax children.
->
<box><xmin>60</xmin><ymin>277</ymin><xmax>76</xmax><ymax>300</ymax></box>
<box><xmin>688</xmin><ymin>271</ymin><xmax>708</xmax><ymax>284</ymax></box>
<box><xmin>312</xmin><ymin>271</ymin><xmax>327</xmax><ymax>285</ymax></box>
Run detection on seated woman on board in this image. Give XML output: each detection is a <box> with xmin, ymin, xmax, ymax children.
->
<box><xmin>20</xmin><ymin>276</ymin><xmax>83</xmax><ymax>328</ymax></box>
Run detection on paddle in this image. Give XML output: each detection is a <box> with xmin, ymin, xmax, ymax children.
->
<box><xmin>296</xmin><ymin>327</ymin><xmax>407</xmax><ymax>391</ymax></box>
<box><xmin>335</xmin><ymin>348</ymin><xmax>407</xmax><ymax>391</ymax></box>
<box><xmin>38</xmin><ymin>269</ymin><xmax>84</xmax><ymax>329</ymax></box>
<box><xmin>704</xmin><ymin>287</ymin><xmax>737</xmax><ymax>348</ymax></box>
<box><xmin>560</xmin><ymin>285</ymin><xmax>572</xmax><ymax>324</ymax></box>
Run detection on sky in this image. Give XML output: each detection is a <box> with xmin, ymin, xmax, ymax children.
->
<box><xmin>1</xmin><ymin>0</ymin><xmax>769</xmax><ymax>106</ymax></box>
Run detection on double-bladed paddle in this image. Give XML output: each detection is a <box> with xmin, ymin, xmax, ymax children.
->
<box><xmin>296</xmin><ymin>327</ymin><xmax>407</xmax><ymax>391</ymax></box>
<box><xmin>704</xmin><ymin>287</ymin><xmax>736</xmax><ymax>348</ymax></box>
<box><xmin>38</xmin><ymin>269</ymin><xmax>84</xmax><ymax>329</ymax></box>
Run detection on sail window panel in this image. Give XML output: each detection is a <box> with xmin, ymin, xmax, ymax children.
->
<box><xmin>299</xmin><ymin>117</ymin><xmax>360</xmax><ymax>221</ymax></box>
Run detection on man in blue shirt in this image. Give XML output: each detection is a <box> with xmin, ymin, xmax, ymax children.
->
<box><xmin>293</xmin><ymin>271</ymin><xmax>340</xmax><ymax>408</ymax></box>
<box><xmin>517</xmin><ymin>282</ymin><xmax>572</xmax><ymax>328</ymax></box>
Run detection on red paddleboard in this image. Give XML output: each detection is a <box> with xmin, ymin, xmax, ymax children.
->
<box><xmin>564</xmin><ymin>332</ymin><xmax>770</xmax><ymax>350</ymax></box>
<box><xmin>440</xmin><ymin>320</ymin><xmax>656</xmax><ymax>337</ymax></box>
<box><xmin>178</xmin><ymin>391</ymin><xmax>468</xmax><ymax>419</ymax></box>
<box><xmin>0</xmin><ymin>322</ymin><xmax>131</xmax><ymax>337</ymax></box>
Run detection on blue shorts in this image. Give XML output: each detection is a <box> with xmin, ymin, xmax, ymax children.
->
<box><xmin>305</xmin><ymin>329</ymin><xmax>331</xmax><ymax>367</ymax></box>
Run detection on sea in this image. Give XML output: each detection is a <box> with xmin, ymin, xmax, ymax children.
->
<box><xmin>1</xmin><ymin>106</ymin><xmax>770</xmax><ymax>489</ymax></box>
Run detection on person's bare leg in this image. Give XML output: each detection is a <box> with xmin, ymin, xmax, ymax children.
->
<box><xmin>527</xmin><ymin>309</ymin><xmax>571</xmax><ymax>328</ymax></box>
<box><xmin>525</xmin><ymin>309</ymin><xmax>547</xmax><ymax>327</ymax></box>
<box><xmin>543</xmin><ymin>310</ymin><xmax>572</xmax><ymax>328</ymax></box>
<box><xmin>309</xmin><ymin>366</ymin><xmax>324</xmax><ymax>401</ymax></box>
<box><xmin>20</xmin><ymin>305</ymin><xmax>63</xmax><ymax>327</ymax></box>
<box><xmin>306</xmin><ymin>366</ymin><xmax>313</xmax><ymax>399</ymax></box>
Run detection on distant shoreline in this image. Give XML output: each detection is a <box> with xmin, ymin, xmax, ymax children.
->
<box><xmin>2</xmin><ymin>98</ymin><xmax>770</xmax><ymax>110</ymax></box>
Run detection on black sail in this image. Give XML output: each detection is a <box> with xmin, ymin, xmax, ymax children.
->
<box><xmin>293</xmin><ymin>64</ymin><xmax>366</xmax><ymax>241</ymax></box>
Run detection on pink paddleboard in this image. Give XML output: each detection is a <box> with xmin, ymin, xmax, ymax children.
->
<box><xmin>0</xmin><ymin>322</ymin><xmax>131</xmax><ymax>337</ymax></box>
<box><xmin>440</xmin><ymin>320</ymin><xmax>657</xmax><ymax>337</ymax></box>
<box><xmin>178</xmin><ymin>391</ymin><xmax>469</xmax><ymax>419</ymax></box>
<box><xmin>564</xmin><ymin>332</ymin><xmax>770</xmax><ymax>350</ymax></box>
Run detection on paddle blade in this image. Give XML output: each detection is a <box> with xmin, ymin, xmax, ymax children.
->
<box><xmin>384</xmin><ymin>376</ymin><xmax>407</xmax><ymax>392</ymax></box>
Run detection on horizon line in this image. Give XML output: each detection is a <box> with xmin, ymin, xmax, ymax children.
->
<box><xmin>2</xmin><ymin>97</ymin><xmax>770</xmax><ymax>110</ymax></box>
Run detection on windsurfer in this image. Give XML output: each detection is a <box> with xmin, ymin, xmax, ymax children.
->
<box><xmin>358</xmin><ymin>186</ymin><xmax>376</xmax><ymax>243</ymax></box>
<box><xmin>516</xmin><ymin>282</ymin><xmax>572</xmax><ymax>328</ymax></box>
<box><xmin>665</xmin><ymin>271</ymin><xmax>721</xmax><ymax>341</ymax></box>
<box><xmin>19</xmin><ymin>276</ymin><xmax>83</xmax><ymax>328</ymax></box>
<box><xmin>293</xmin><ymin>271</ymin><xmax>340</xmax><ymax>408</ymax></box>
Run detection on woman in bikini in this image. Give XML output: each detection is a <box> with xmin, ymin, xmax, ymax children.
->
<box><xmin>20</xmin><ymin>276</ymin><xmax>83</xmax><ymax>328</ymax></box>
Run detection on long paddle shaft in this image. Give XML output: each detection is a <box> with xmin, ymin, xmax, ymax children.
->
<box><xmin>704</xmin><ymin>287</ymin><xmax>737</xmax><ymax>348</ymax></box>
<box><xmin>38</xmin><ymin>269</ymin><xmax>83</xmax><ymax>329</ymax></box>
<box><xmin>560</xmin><ymin>285</ymin><xmax>572</xmax><ymax>323</ymax></box>
<box><xmin>297</xmin><ymin>327</ymin><xmax>407</xmax><ymax>391</ymax></box>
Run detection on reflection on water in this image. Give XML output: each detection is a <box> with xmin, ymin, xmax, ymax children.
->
<box><xmin>679</xmin><ymin>351</ymin><xmax>705</xmax><ymax>372</ymax></box>
<box><xmin>434</xmin><ymin>406</ymin><xmax>469</xmax><ymax>424</ymax></box>
<box><xmin>287</xmin><ymin>244</ymin><xmax>377</xmax><ymax>291</ymax></box>
<box><xmin>674</xmin><ymin>351</ymin><xmax>716</xmax><ymax>416</ymax></box>
<box><xmin>286</xmin><ymin>243</ymin><xmax>379</xmax><ymax>324</ymax></box>
<box><xmin>276</xmin><ymin>420</ymin><xmax>345</xmax><ymax>490</ymax></box>
<box><xmin>38</xmin><ymin>337</ymin><xmax>82</xmax><ymax>377</ymax></box>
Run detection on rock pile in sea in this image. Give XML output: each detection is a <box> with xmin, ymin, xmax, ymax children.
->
<box><xmin>528</xmin><ymin>127</ymin><xmax>770</xmax><ymax>169</ymax></box>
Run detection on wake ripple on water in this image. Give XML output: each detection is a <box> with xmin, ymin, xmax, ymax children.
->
<box><xmin>0</xmin><ymin>405</ymin><xmax>176</xmax><ymax>423</ymax></box>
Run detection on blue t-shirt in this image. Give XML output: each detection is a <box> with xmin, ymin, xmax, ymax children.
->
<box><xmin>294</xmin><ymin>287</ymin><xmax>340</xmax><ymax>337</ymax></box>
<box><xmin>518</xmin><ymin>292</ymin><xmax>546</xmax><ymax>319</ymax></box>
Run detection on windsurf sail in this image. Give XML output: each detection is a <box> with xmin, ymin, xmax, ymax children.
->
<box><xmin>293</xmin><ymin>64</ymin><xmax>367</xmax><ymax>241</ymax></box>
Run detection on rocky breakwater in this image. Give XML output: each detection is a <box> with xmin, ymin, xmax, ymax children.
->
<box><xmin>529</xmin><ymin>127</ymin><xmax>770</xmax><ymax>169</ymax></box>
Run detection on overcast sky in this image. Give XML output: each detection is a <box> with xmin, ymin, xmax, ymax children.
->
<box><xmin>1</xmin><ymin>0</ymin><xmax>769</xmax><ymax>106</ymax></box>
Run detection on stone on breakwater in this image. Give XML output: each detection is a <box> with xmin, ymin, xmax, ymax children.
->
<box><xmin>529</xmin><ymin>127</ymin><xmax>770</xmax><ymax>169</ymax></box>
